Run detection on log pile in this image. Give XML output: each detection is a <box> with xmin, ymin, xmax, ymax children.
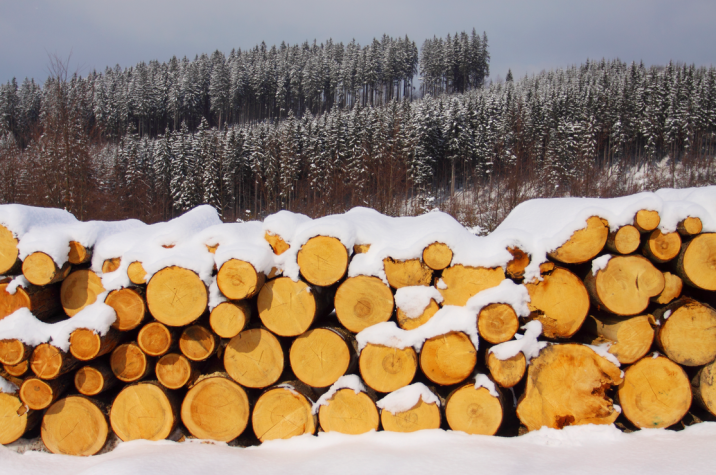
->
<box><xmin>1</xmin><ymin>194</ymin><xmax>716</xmax><ymax>457</ymax></box>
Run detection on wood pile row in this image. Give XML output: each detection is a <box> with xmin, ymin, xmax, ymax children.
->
<box><xmin>1</xmin><ymin>207</ymin><xmax>716</xmax><ymax>457</ymax></box>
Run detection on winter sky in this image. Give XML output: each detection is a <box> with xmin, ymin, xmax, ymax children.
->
<box><xmin>1</xmin><ymin>0</ymin><xmax>714</xmax><ymax>85</ymax></box>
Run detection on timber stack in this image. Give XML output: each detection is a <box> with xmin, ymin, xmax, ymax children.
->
<box><xmin>1</xmin><ymin>188</ymin><xmax>716</xmax><ymax>456</ymax></box>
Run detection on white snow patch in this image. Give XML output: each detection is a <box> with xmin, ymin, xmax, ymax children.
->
<box><xmin>0</xmin><ymin>304</ymin><xmax>116</xmax><ymax>351</ymax></box>
<box><xmin>585</xmin><ymin>342</ymin><xmax>621</xmax><ymax>367</ymax></box>
<box><xmin>0</xmin><ymin>204</ymin><xmax>77</xmax><ymax>240</ymax></box>
<box><xmin>591</xmin><ymin>254</ymin><xmax>612</xmax><ymax>275</ymax></box>
<box><xmin>4</xmin><ymin>276</ymin><xmax>28</xmax><ymax>295</ymax></box>
<box><xmin>394</xmin><ymin>286</ymin><xmax>443</xmax><ymax>319</ymax></box>
<box><xmin>0</xmin><ymin>375</ymin><xmax>18</xmax><ymax>394</ymax></box>
<box><xmin>312</xmin><ymin>375</ymin><xmax>365</xmax><ymax>414</ymax></box>
<box><xmin>614</xmin><ymin>404</ymin><xmax>622</xmax><ymax>414</ymax></box>
<box><xmin>436</xmin><ymin>278</ymin><xmax>448</xmax><ymax>290</ymax></box>
<box><xmin>474</xmin><ymin>374</ymin><xmax>499</xmax><ymax>398</ymax></box>
<box><xmin>275</xmin><ymin>383</ymin><xmax>299</xmax><ymax>397</ymax></box>
<box><xmin>663</xmin><ymin>310</ymin><xmax>672</xmax><ymax>320</ymax></box>
<box><xmin>489</xmin><ymin>320</ymin><xmax>547</xmax><ymax>362</ymax></box>
<box><xmin>376</xmin><ymin>383</ymin><xmax>441</xmax><ymax>414</ymax></box>
<box><xmin>208</xmin><ymin>277</ymin><xmax>227</xmax><ymax>311</ymax></box>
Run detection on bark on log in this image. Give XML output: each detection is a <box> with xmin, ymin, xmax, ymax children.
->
<box><xmin>692</xmin><ymin>359</ymin><xmax>716</xmax><ymax>417</ymax></box>
<box><xmin>156</xmin><ymin>353</ymin><xmax>201</xmax><ymax>389</ymax></box>
<box><xmin>69</xmin><ymin>327</ymin><xmax>121</xmax><ymax>361</ymax></box>
<box><xmin>137</xmin><ymin>321</ymin><xmax>176</xmax><ymax>357</ymax></box>
<box><xmin>605</xmin><ymin>225</ymin><xmax>641</xmax><ymax>255</ymax></box>
<box><xmin>675</xmin><ymin>233</ymin><xmax>716</xmax><ymax>290</ymax></box>
<box><xmin>582</xmin><ymin>314</ymin><xmax>655</xmax><ymax>365</ymax></box>
<box><xmin>422</xmin><ymin>242</ymin><xmax>453</xmax><ymax>270</ymax></box>
<box><xmin>30</xmin><ymin>343</ymin><xmax>79</xmax><ymax>380</ymax></box>
<box><xmin>652</xmin><ymin>272</ymin><xmax>682</xmax><ymax>305</ymax></box>
<box><xmin>22</xmin><ymin>252</ymin><xmax>71</xmax><ymax>286</ymax></box>
<box><xmin>318</xmin><ymin>386</ymin><xmax>379</xmax><ymax>435</ymax></box>
<box><xmin>525</xmin><ymin>266</ymin><xmax>590</xmax><ymax>338</ymax></box>
<box><xmin>41</xmin><ymin>396</ymin><xmax>109</xmax><ymax>456</ymax></box>
<box><xmin>181</xmin><ymin>373</ymin><xmax>251</xmax><ymax>442</ymax></box>
<box><xmin>290</xmin><ymin>327</ymin><xmax>356</xmax><ymax>388</ymax></box>
<box><xmin>396</xmin><ymin>298</ymin><xmax>440</xmax><ymax>330</ymax></box>
<box><xmin>3</xmin><ymin>360</ymin><xmax>29</xmax><ymax>377</ymax></box>
<box><xmin>438</xmin><ymin>265</ymin><xmax>505</xmax><ymax>307</ymax></box>
<box><xmin>224</xmin><ymin>328</ymin><xmax>284</xmax><ymax>389</ymax></box>
<box><xmin>0</xmin><ymin>391</ymin><xmax>40</xmax><ymax>444</ymax></box>
<box><xmin>105</xmin><ymin>287</ymin><xmax>147</xmax><ymax>331</ymax></box>
<box><xmin>209</xmin><ymin>300</ymin><xmax>251</xmax><ymax>339</ymax></box>
<box><xmin>584</xmin><ymin>255</ymin><xmax>664</xmax><ymax>316</ymax></box>
<box><xmin>297</xmin><ymin>236</ymin><xmax>349</xmax><ymax>286</ymax></box>
<box><xmin>179</xmin><ymin>325</ymin><xmax>217</xmax><ymax>362</ymax></box>
<box><xmin>634</xmin><ymin>209</ymin><xmax>660</xmax><ymax>233</ymax></box>
<box><xmin>516</xmin><ymin>344</ymin><xmax>623</xmax><ymax>431</ymax></box>
<box><xmin>20</xmin><ymin>375</ymin><xmax>70</xmax><ymax>410</ymax></box>
<box><xmin>252</xmin><ymin>382</ymin><xmax>317</xmax><ymax>442</ymax></box>
<box><xmin>383</xmin><ymin>258</ymin><xmax>433</xmax><ymax>289</ymax></box>
<box><xmin>217</xmin><ymin>259</ymin><xmax>265</xmax><ymax>300</ymax></box>
<box><xmin>446</xmin><ymin>380</ymin><xmax>505</xmax><ymax>435</ymax></box>
<box><xmin>257</xmin><ymin>277</ymin><xmax>331</xmax><ymax>337</ymax></box>
<box><xmin>420</xmin><ymin>332</ymin><xmax>477</xmax><ymax>386</ymax></box>
<box><xmin>478</xmin><ymin>303</ymin><xmax>519</xmax><ymax>344</ymax></box>
<box><xmin>146</xmin><ymin>266</ymin><xmax>208</xmax><ymax>327</ymax></box>
<box><xmin>0</xmin><ymin>280</ymin><xmax>61</xmax><ymax>321</ymax></box>
<box><xmin>643</xmin><ymin>229</ymin><xmax>682</xmax><ymax>263</ymax></box>
<box><xmin>0</xmin><ymin>339</ymin><xmax>33</xmax><ymax>366</ymax></box>
<box><xmin>127</xmin><ymin>261</ymin><xmax>147</xmax><ymax>285</ymax></box>
<box><xmin>264</xmin><ymin>232</ymin><xmax>289</xmax><ymax>255</ymax></box>
<box><xmin>486</xmin><ymin>351</ymin><xmax>526</xmax><ymax>388</ymax></box>
<box><xmin>655</xmin><ymin>297</ymin><xmax>716</xmax><ymax>366</ymax></box>
<box><xmin>359</xmin><ymin>343</ymin><xmax>418</xmax><ymax>393</ymax></box>
<box><xmin>335</xmin><ymin>275</ymin><xmax>394</xmax><ymax>333</ymax></box>
<box><xmin>68</xmin><ymin>241</ymin><xmax>91</xmax><ymax>265</ymax></box>
<box><xmin>110</xmin><ymin>342</ymin><xmax>153</xmax><ymax>383</ymax></box>
<box><xmin>618</xmin><ymin>355</ymin><xmax>691</xmax><ymax>429</ymax></box>
<box><xmin>678</xmin><ymin>217</ymin><xmax>702</xmax><ymax>236</ymax></box>
<box><xmin>74</xmin><ymin>361</ymin><xmax>118</xmax><ymax>396</ymax></box>
<box><xmin>548</xmin><ymin>216</ymin><xmax>608</xmax><ymax>264</ymax></box>
<box><xmin>0</xmin><ymin>225</ymin><xmax>21</xmax><ymax>275</ymax></box>
<box><xmin>109</xmin><ymin>381</ymin><xmax>178</xmax><ymax>441</ymax></box>
<box><xmin>60</xmin><ymin>269</ymin><xmax>105</xmax><ymax>317</ymax></box>
<box><xmin>506</xmin><ymin>247</ymin><xmax>530</xmax><ymax>280</ymax></box>
<box><xmin>381</xmin><ymin>396</ymin><xmax>442</xmax><ymax>433</ymax></box>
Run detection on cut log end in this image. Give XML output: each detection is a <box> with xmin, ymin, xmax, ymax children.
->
<box><xmin>487</xmin><ymin>351</ymin><xmax>526</xmax><ymax>388</ymax></box>
<box><xmin>181</xmin><ymin>375</ymin><xmax>250</xmax><ymax>441</ymax></box>
<box><xmin>156</xmin><ymin>353</ymin><xmax>198</xmax><ymax>389</ymax></box>
<box><xmin>420</xmin><ymin>332</ymin><xmax>476</xmax><ymax>386</ymax></box>
<box><xmin>106</xmin><ymin>287</ymin><xmax>146</xmax><ymax>331</ymax></box>
<box><xmin>635</xmin><ymin>209</ymin><xmax>660</xmax><ymax>232</ymax></box>
<box><xmin>548</xmin><ymin>216</ymin><xmax>608</xmax><ymax>264</ymax></box>
<box><xmin>606</xmin><ymin>225</ymin><xmax>640</xmax><ymax>255</ymax></box>
<box><xmin>656</xmin><ymin>298</ymin><xmax>716</xmax><ymax>366</ymax></box>
<box><xmin>68</xmin><ymin>241</ymin><xmax>91</xmax><ymax>265</ymax></box>
<box><xmin>110</xmin><ymin>342</ymin><xmax>150</xmax><ymax>383</ymax></box>
<box><xmin>397</xmin><ymin>298</ymin><xmax>440</xmax><ymax>330</ymax></box>
<box><xmin>22</xmin><ymin>252</ymin><xmax>71</xmax><ymax>286</ymax></box>
<box><xmin>30</xmin><ymin>343</ymin><xmax>77</xmax><ymax>380</ymax></box>
<box><xmin>264</xmin><ymin>232</ymin><xmax>289</xmax><ymax>255</ymax></box>
<box><xmin>645</xmin><ymin>229</ymin><xmax>682</xmax><ymax>263</ymax></box>
<box><xmin>69</xmin><ymin>327</ymin><xmax>119</xmax><ymax>361</ymax></box>
<box><xmin>678</xmin><ymin>217</ymin><xmax>703</xmax><ymax>236</ymax></box>
<box><xmin>42</xmin><ymin>396</ymin><xmax>108</xmax><ymax>456</ymax></box>
<box><xmin>516</xmin><ymin>344</ymin><xmax>623</xmax><ymax>431</ymax></box>
<box><xmin>179</xmin><ymin>325</ymin><xmax>216</xmax><ymax>362</ymax></box>
<box><xmin>101</xmin><ymin>258</ymin><xmax>121</xmax><ymax>274</ymax></box>
<box><xmin>20</xmin><ymin>377</ymin><xmax>62</xmax><ymax>410</ymax></box>
<box><xmin>693</xmin><ymin>359</ymin><xmax>716</xmax><ymax>417</ymax></box>
<box><xmin>652</xmin><ymin>272</ymin><xmax>682</xmax><ymax>305</ymax></box>
<box><xmin>478</xmin><ymin>303</ymin><xmax>519</xmax><ymax>344</ymax></box>
<box><xmin>290</xmin><ymin>328</ymin><xmax>352</xmax><ymax>388</ymax></box>
<box><xmin>110</xmin><ymin>383</ymin><xmax>176</xmax><ymax>441</ymax></box>
<box><xmin>335</xmin><ymin>275</ymin><xmax>394</xmax><ymax>333</ymax></box>
<box><xmin>0</xmin><ymin>225</ymin><xmax>20</xmax><ymax>275</ymax></box>
<box><xmin>584</xmin><ymin>314</ymin><xmax>655</xmax><ymax>365</ymax></box>
<box><xmin>318</xmin><ymin>388</ymin><xmax>379</xmax><ymax>435</ymax></box>
<box><xmin>252</xmin><ymin>386</ymin><xmax>316</xmax><ymax>442</ymax></box>
<box><xmin>0</xmin><ymin>392</ymin><xmax>35</xmax><ymax>444</ymax></box>
<box><xmin>137</xmin><ymin>321</ymin><xmax>173</xmax><ymax>357</ymax></box>
<box><xmin>297</xmin><ymin>236</ymin><xmax>349</xmax><ymax>286</ymax></box>
<box><xmin>61</xmin><ymin>269</ymin><xmax>105</xmax><ymax>317</ymax></box>
<box><xmin>3</xmin><ymin>360</ymin><xmax>29</xmax><ymax>377</ymax></box>
<box><xmin>127</xmin><ymin>261</ymin><xmax>147</xmax><ymax>285</ymax></box>
<box><xmin>422</xmin><ymin>242</ymin><xmax>453</xmax><ymax>270</ymax></box>
<box><xmin>209</xmin><ymin>301</ymin><xmax>250</xmax><ymax>339</ymax></box>
<box><xmin>381</xmin><ymin>398</ymin><xmax>442</xmax><ymax>433</ymax></box>
<box><xmin>224</xmin><ymin>328</ymin><xmax>284</xmax><ymax>389</ymax></box>
<box><xmin>75</xmin><ymin>364</ymin><xmax>115</xmax><ymax>396</ymax></box>
<box><xmin>506</xmin><ymin>247</ymin><xmax>530</xmax><ymax>280</ymax></box>
<box><xmin>359</xmin><ymin>343</ymin><xmax>418</xmax><ymax>393</ymax></box>
<box><xmin>446</xmin><ymin>384</ymin><xmax>503</xmax><ymax>435</ymax></box>
<box><xmin>217</xmin><ymin>259</ymin><xmax>265</xmax><ymax>300</ymax></box>
<box><xmin>383</xmin><ymin>258</ymin><xmax>433</xmax><ymax>289</ymax></box>
<box><xmin>257</xmin><ymin>277</ymin><xmax>316</xmax><ymax>337</ymax></box>
<box><xmin>146</xmin><ymin>266</ymin><xmax>208</xmax><ymax>327</ymax></box>
<box><xmin>438</xmin><ymin>265</ymin><xmax>505</xmax><ymax>307</ymax></box>
<box><xmin>0</xmin><ymin>339</ymin><xmax>30</xmax><ymax>366</ymax></box>
<box><xmin>619</xmin><ymin>355</ymin><xmax>691</xmax><ymax>429</ymax></box>
<box><xmin>677</xmin><ymin>233</ymin><xmax>716</xmax><ymax>291</ymax></box>
<box><xmin>526</xmin><ymin>267</ymin><xmax>589</xmax><ymax>338</ymax></box>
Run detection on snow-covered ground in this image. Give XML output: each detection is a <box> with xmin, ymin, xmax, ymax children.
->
<box><xmin>3</xmin><ymin>424</ymin><xmax>715</xmax><ymax>475</ymax></box>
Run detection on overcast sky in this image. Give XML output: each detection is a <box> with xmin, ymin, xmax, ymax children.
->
<box><xmin>1</xmin><ymin>0</ymin><xmax>714</xmax><ymax>85</ymax></box>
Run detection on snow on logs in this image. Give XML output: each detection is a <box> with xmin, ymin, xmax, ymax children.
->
<box><xmin>2</xmin><ymin>188</ymin><xmax>716</xmax><ymax>449</ymax></box>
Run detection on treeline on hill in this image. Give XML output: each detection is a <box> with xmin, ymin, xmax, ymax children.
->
<box><xmin>0</xmin><ymin>38</ymin><xmax>715</xmax><ymax>229</ymax></box>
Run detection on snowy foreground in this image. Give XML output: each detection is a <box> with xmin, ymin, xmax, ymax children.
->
<box><xmin>3</xmin><ymin>423</ymin><xmax>715</xmax><ymax>475</ymax></box>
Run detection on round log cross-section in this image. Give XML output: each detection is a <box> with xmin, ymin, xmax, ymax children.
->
<box><xmin>381</xmin><ymin>398</ymin><xmax>442</xmax><ymax>433</ymax></box>
<box><xmin>105</xmin><ymin>287</ymin><xmax>147</xmax><ymax>331</ymax></box>
<box><xmin>676</xmin><ymin>233</ymin><xmax>716</xmax><ymax>290</ymax></box>
<box><xmin>60</xmin><ymin>269</ymin><xmax>105</xmax><ymax>317</ymax></box>
<box><xmin>224</xmin><ymin>328</ymin><xmax>284</xmax><ymax>389</ymax></box>
<box><xmin>420</xmin><ymin>332</ymin><xmax>476</xmax><ymax>386</ymax></box>
<box><xmin>137</xmin><ymin>321</ymin><xmax>174</xmax><ymax>357</ymax></box>
<box><xmin>217</xmin><ymin>259</ymin><xmax>265</xmax><ymax>300</ymax></box>
<box><xmin>446</xmin><ymin>383</ymin><xmax>504</xmax><ymax>435</ymax></box>
<box><xmin>0</xmin><ymin>392</ymin><xmax>38</xmax><ymax>444</ymax></box>
<box><xmin>179</xmin><ymin>325</ymin><xmax>217</xmax><ymax>362</ymax></box>
<box><xmin>383</xmin><ymin>258</ymin><xmax>433</xmax><ymax>289</ymax></box>
<box><xmin>156</xmin><ymin>353</ymin><xmax>198</xmax><ymax>389</ymax></box>
<box><xmin>110</xmin><ymin>342</ymin><xmax>151</xmax><ymax>383</ymax></box>
<box><xmin>422</xmin><ymin>242</ymin><xmax>453</xmax><ymax>270</ymax></box>
<box><xmin>147</xmin><ymin>266</ymin><xmax>208</xmax><ymax>327</ymax></box>
<box><xmin>606</xmin><ymin>225</ymin><xmax>641</xmax><ymax>255</ymax></box>
<box><xmin>478</xmin><ymin>304</ymin><xmax>519</xmax><ymax>344</ymax></box>
<box><xmin>181</xmin><ymin>375</ymin><xmax>251</xmax><ymax>442</ymax></box>
<box><xmin>548</xmin><ymin>216</ymin><xmax>608</xmax><ymax>264</ymax></box>
<box><xmin>656</xmin><ymin>298</ymin><xmax>716</xmax><ymax>366</ymax></box>
<box><xmin>486</xmin><ymin>351</ymin><xmax>526</xmax><ymax>388</ymax></box>
<box><xmin>22</xmin><ymin>252</ymin><xmax>71</xmax><ymax>286</ymax></box>
<box><xmin>0</xmin><ymin>281</ymin><xmax>61</xmax><ymax>321</ymax></box>
<box><xmin>0</xmin><ymin>225</ymin><xmax>20</xmax><ymax>275</ymax></box>
<box><xmin>525</xmin><ymin>266</ymin><xmax>590</xmax><ymax>338</ymax></box>
<box><xmin>297</xmin><ymin>236</ymin><xmax>349</xmax><ymax>286</ymax></box>
<box><xmin>359</xmin><ymin>343</ymin><xmax>418</xmax><ymax>393</ymax></box>
<box><xmin>110</xmin><ymin>382</ymin><xmax>177</xmax><ymax>442</ymax></box>
<box><xmin>318</xmin><ymin>388</ymin><xmax>379</xmax><ymax>435</ymax></box>
<box><xmin>209</xmin><ymin>301</ymin><xmax>251</xmax><ymax>339</ymax></box>
<box><xmin>257</xmin><ymin>277</ymin><xmax>319</xmax><ymax>337</ymax></box>
<box><xmin>127</xmin><ymin>261</ymin><xmax>148</xmax><ymax>285</ymax></box>
<box><xmin>252</xmin><ymin>385</ymin><xmax>316</xmax><ymax>442</ymax></box>
<box><xmin>41</xmin><ymin>396</ymin><xmax>108</xmax><ymax>456</ymax></box>
<box><xmin>644</xmin><ymin>230</ymin><xmax>682</xmax><ymax>263</ymax></box>
<box><xmin>438</xmin><ymin>265</ymin><xmax>505</xmax><ymax>307</ymax></box>
<box><xmin>634</xmin><ymin>209</ymin><xmax>660</xmax><ymax>232</ymax></box>
<box><xmin>335</xmin><ymin>276</ymin><xmax>394</xmax><ymax>333</ymax></box>
<box><xmin>290</xmin><ymin>328</ymin><xmax>353</xmax><ymax>388</ymax></box>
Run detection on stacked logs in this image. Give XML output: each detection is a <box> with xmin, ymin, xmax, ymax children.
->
<box><xmin>0</xmin><ymin>205</ymin><xmax>716</xmax><ymax>457</ymax></box>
